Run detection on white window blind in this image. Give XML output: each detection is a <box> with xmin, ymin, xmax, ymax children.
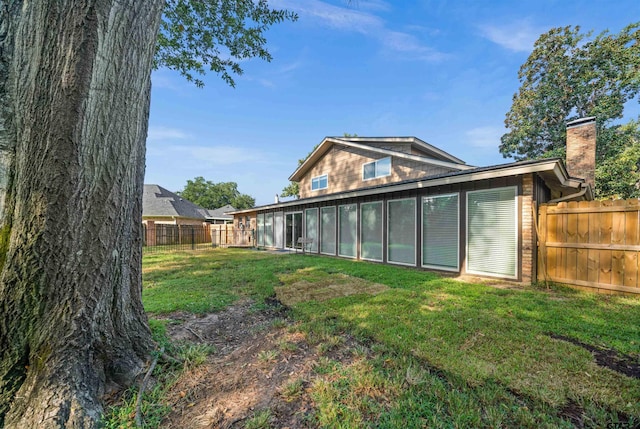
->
<box><xmin>305</xmin><ymin>208</ymin><xmax>319</xmax><ymax>252</ymax></box>
<box><xmin>387</xmin><ymin>198</ymin><xmax>416</xmax><ymax>265</ymax></box>
<box><xmin>422</xmin><ymin>194</ymin><xmax>459</xmax><ymax>271</ymax></box>
<box><xmin>338</xmin><ymin>204</ymin><xmax>357</xmax><ymax>258</ymax></box>
<box><xmin>467</xmin><ymin>187</ymin><xmax>517</xmax><ymax>278</ymax></box>
<box><xmin>264</xmin><ymin>212</ymin><xmax>273</xmax><ymax>247</ymax></box>
<box><xmin>320</xmin><ymin>206</ymin><xmax>336</xmax><ymax>255</ymax></box>
<box><xmin>360</xmin><ymin>201</ymin><xmax>383</xmax><ymax>261</ymax></box>
<box><xmin>274</xmin><ymin>212</ymin><xmax>284</xmax><ymax>248</ymax></box>
<box><xmin>256</xmin><ymin>213</ymin><xmax>265</xmax><ymax>246</ymax></box>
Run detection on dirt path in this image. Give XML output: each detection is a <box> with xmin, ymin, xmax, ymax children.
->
<box><xmin>157</xmin><ymin>300</ymin><xmax>343</xmax><ymax>428</ymax></box>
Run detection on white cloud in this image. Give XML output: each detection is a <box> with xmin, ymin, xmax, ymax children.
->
<box><xmin>479</xmin><ymin>20</ymin><xmax>544</xmax><ymax>52</ymax></box>
<box><xmin>273</xmin><ymin>0</ymin><xmax>381</xmax><ymax>34</ymax></box>
<box><xmin>279</xmin><ymin>60</ymin><xmax>303</xmax><ymax>74</ymax></box>
<box><xmin>356</xmin><ymin>0</ymin><xmax>392</xmax><ymax>12</ymax></box>
<box><xmin>271</xmin><ymin>0</ymin><xmax>445</xmax><ymax>61</ymax></box>
<box><xmin>147</xmin><ymin>126</ymin><xmax>190</xmax><ymax>141</ymax></box>
<box><xmin>466</xmin><ymin>126</ymin><xmax>504</xmax><ymax>148</ymax></box>
<box><xmin>171</xmin><ymin>145</ymin><xmax>265</xmax><ymax>165</ymax></box>
<box><xmin>382</xmin><ymin>31</ymin><xmax>448</xmax><ymax>61</ymax></box>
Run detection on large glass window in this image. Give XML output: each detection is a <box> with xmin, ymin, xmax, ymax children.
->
<box><xmin>422</xmin><ymin>194</ymin><xmax>459</xmax><ymax>271</ymax></box>
<box><xmin>305</xmin><ymin>208</ymin><xmax>319</xmax><ymax>252</ymax></box>
<box><xmin>285</xmin><ymin>212</ymin><xmax>303</xmax><ymax>249</ymax></box>
<box><xmin>363</xmin><ymin>157</ymin><xmax>391</xmax><ymax>180</ymax></box>
<box><xmin>320</xmin><ymin>206</ymin><xmax>336</xmax><ymax>255</ymax></box>
<box><xmin>311</xmin><ymin>175</ymin><xmax>328</xmax><ymax>191</ymax></box>
<box><xmin>360</xmin><ymin>201</ymin><xmax>383</xmax><ymax>261</ymax></box>
<box><xmin>467</xmin><ymin>187</ymin><xmax>517</xmax><ymax>278</ymax></box>
<box><xmin>256</xmin><ymin>213</ymin><xmax>264</xmax><ymax>247</ymax></box>
<box><xmin>338</xmin><ymin>204</ymin><xmax>357</xmax><ymax>258</ymax></box>
<box><xmin>274</xmin><ymin>212</ymin><xmax>284</xmax><ymax>248</ymax></box>
<box><xmin>264</xmin><ymin>212</ymin><xmax>273</xmax><ymax>247</ymax></box>
<box><xmin>387</xmin><ymin>198</ymin><xmax>416</xmax><ymax>265</ymax></box>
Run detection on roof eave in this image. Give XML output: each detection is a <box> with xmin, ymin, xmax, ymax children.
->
<box><xmin>233</xmin><ymin>159</ymin><xmax>576</xmax><ymax>214</ymax></box>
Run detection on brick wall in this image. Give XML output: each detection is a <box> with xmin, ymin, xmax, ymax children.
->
<box><xmin>566</xmin><ymin>118</ymin><xmax>596</xmax><ymax>189</ymax></box>
<box><xmin>521</xmin><ymin>174</ymin><xmax>535</xmax><ymax>284</ymax></box>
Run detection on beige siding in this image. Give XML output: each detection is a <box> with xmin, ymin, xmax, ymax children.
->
<box><xmin>298</xmin><ymin>146</ymin><xmax>456</xmax><ymax>199</ymax></box>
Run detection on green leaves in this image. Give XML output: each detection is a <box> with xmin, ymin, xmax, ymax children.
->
<box><xmin>178</xmin><ymin>176</ymin><xmax>255</xmax><ymax>209</ymax></box>
<box><xmin>155</xmin><ymin>0</ymin><xmax>297</xmax><ymax>87</ymax></box>
<box><xmin>500</xmin><ymin>22</ymin><xmax>640</xmax><ymax>169</ymax></box>
<box><xmin>500</xmin><ymin>22</ymin><xmax>640</xmax><ymax>198</ymax></box>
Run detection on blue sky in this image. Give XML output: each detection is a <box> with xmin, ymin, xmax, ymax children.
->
<box><xmin>145</xmin><ymin>0</ymin><xmax>640</xmax><ymax>206</ymax></box>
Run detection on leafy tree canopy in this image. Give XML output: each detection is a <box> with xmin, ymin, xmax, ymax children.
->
<box><xmin>499</xmin><ymin>22</ymin><xmax>640</xmax><ymax>198</ymax></box>
<box><xmin>500</xmin><ymin>22</ymin><xmax>639</xmax><ymax>162</ymax></box>
<box><xmin>179</xmin><ymin>177</ymin><xmax>255</xmax><ymax>210</ymax></box>
<box><xmin>155</xmin><ymin>0</ymin><xmax>297</xmax><ymax>87</ymax></box>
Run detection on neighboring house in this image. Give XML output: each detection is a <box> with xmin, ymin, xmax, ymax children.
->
<box><xmin>142</xmin><ymin>184</ymin><xmax>234</xmax><ymax>225</ymax></box>
<box><xmin>207</xmin><ymin>204</ymin><xmax>236</xmax><ymax>224</ymax></box>
<box><xmin>230</xmin><ymin>118</ymin><xmax>596</xmax><ymax>284</ymax></box>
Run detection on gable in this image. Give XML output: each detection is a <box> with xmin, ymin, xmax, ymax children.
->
<box><xmin>289</xmin><ymin>137</ymin><xmax>472</xmax><ymax>199</ymax></box>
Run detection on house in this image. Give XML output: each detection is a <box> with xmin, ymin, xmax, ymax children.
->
<box><xmin>229</xmin><ymin>118</ymin><xmax>596</xmax><ymax>284</ymax></box>
<box><xmin>207</xmin><ymin>204</ymin><xmax>236</xmax><ymax>224</ymax></box>
<box><xmin>142</xmin><ymin>184</ymin><xmax>235</xmax><ymax>225</ymax></box>
<box><xmin>143</xmin><ymin>185</ymin><xmax>236</xmax><ymax>246</ymax></box>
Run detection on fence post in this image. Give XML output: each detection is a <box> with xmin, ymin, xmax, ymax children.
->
<box><xmin>536</xmin><ymin>204</ymin><xmax>549</xmax><ymax>287</ymax></box>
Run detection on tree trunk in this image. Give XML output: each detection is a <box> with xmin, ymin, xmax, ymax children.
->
<box><xmin>0</xmin><ymin>1</ymin><xmax>164</xmax><ymax>427</ymax></box>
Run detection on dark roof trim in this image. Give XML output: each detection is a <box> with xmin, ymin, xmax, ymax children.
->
<box><xmin>230</xmin><ymin>158</ymin><xmax>581</xmax><ymax>215</ymax></box>
<box><xmin>567</xmin><ymin>116</ymin><xmax>596</xmax><ymax>128</ymax></box>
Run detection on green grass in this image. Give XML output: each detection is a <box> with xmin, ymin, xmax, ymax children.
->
<box><xmin>142</xmin><ymin>249</ymin><xmax>287</xmax><ymax>314</ymax></box>
<box><xmin>137</xmin><ymin>248</ymin><xmax>640</xmax><ymax>428</ymax></box>
<box><xmin>102</xmin><ymin>320</ymin><xmax>215</xmax><ymax>428</ymax></box>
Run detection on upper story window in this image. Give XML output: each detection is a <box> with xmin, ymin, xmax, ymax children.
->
<box><xmin>311</xmin><ymin>174</ymin><xmax>328</xmax><ymax>191</ymax></box>
<box><xmin>363</xmin><ymin>157</ymin><xmax>391</xmax><ymax>180</ymax></box>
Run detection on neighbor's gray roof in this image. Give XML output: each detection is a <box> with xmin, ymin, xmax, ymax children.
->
<box><xmin>143</xmin><ymin>185</ymin><xmax>202</xmax><ymax>219</ymax></box>
<box><xmin>207</xmin><ymin>204</ymin><xmax>235</xmax><ymax>220</ymax></box>
<box><xmin>143</xmin><ymin>185</ymin><xmax>236</xmax><ymax>220</ymax></box>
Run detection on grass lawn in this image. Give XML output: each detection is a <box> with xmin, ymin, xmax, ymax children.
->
<box><xmin>141</xmin><ymin>248</ymin><xmax>640</xmax><ymax>428</ymax></box>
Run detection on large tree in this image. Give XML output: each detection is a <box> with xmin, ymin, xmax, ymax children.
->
<box><xmin>499</xmin><ymin>23</ymin><xmax>640</xmax><ymax>197</ymax></box>
<box><xmin>0</xmin><ymin>1</ymin><xmax>294</xmax><ymax>427</ymax></box>
<box><xmin>179</xmin><ymin>177</ymin><xmax>256</xmax><ymax>210</ymax></box>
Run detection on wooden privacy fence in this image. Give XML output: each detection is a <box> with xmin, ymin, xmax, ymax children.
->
<box><xmin>537</xmin><ymin>199</ymin><xmax>640</xmax><ymax>295</ymax></box>
<box><xmin>210</xmin><ymin>225</ymin><xmax>254</xmax><ymax>247</ymax></box>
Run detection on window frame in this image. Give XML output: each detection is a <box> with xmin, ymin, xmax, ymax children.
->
<box><xmin>311</xmin><ymin>174</ymin><xmax>328</xmax><ymax>191</ymax></box>
<box><xmin>421</xmin><ymin>193</ymin><xmax>460</xmax><ymax>272</ymax></box>
<box><xmin>386</xmin><ymin>197</ymin><xmax>417</xmax><ymax>266</ymax></box>
<box><xmin>465</xmin><ymin>186</ymin><xmax>518</xmax><ymax>280</ymax></box>
<box><xmin>359</xmin><ymin>201</ymin><xmax>383</xmax><ymax>262</ymax></box>
<box><xmin>362</xmin><ymin>157</ymin><xmax>392</xmax><ymax>181</ymax></box>
<box><xmin>304</xmin><ymin>208</ymin><xmax>319</xmax><ymax>253</ymax></box>
<box><xmin>338</xmin><ymin>203</ymin><xmax>358</xmax><ymax>259</ymax></box>
<box><xmin>320</xmin><ymin>206</ymin><xmax>337</xmax><ymax>255</ymax></box>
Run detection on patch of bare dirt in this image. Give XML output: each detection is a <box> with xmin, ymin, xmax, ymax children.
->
<box><xmin>156</xmin><ymin>299</ymin><xmax>357</xmax><ymax>428</ymax></box>
<box><xmin>274</xmin><ymin>273</ymin><xmax>388</xmax><ymax>306</ymax></box>
<box><xmin>550</xmin><ymin>334</ymin><xmax>640</xmax><ymax>379</ymax></box>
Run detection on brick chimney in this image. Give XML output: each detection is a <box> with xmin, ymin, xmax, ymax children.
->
<box><xmin>566</xmin><ymin>117</ymin><xmax>596</xmax><ymax>189</ymax></box>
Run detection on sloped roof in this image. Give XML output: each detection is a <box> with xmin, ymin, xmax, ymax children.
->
<box><xmin>230</xmin><ymin>158</ymin><xmax>588</xmax><ymax>215</ymax></box>
<box><xmin>143</xmin><ymin>184</ymin><xmax>210</xmax><ymax>219</ymax></box>
<box><xmin>288</xmin><ymin>136</ymin><xmax>473</xmax><ymax>182</ymax></box>
<box><xmin>207</xmin><ymin>204</ymin><xmax>236</xmax><ymax>220</ymax></box>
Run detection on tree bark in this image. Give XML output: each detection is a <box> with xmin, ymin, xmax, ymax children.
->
<box><xmin>0</xmin><ymin>1</ymin><xmax>164</xmax><ymax>427</ymax></box>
